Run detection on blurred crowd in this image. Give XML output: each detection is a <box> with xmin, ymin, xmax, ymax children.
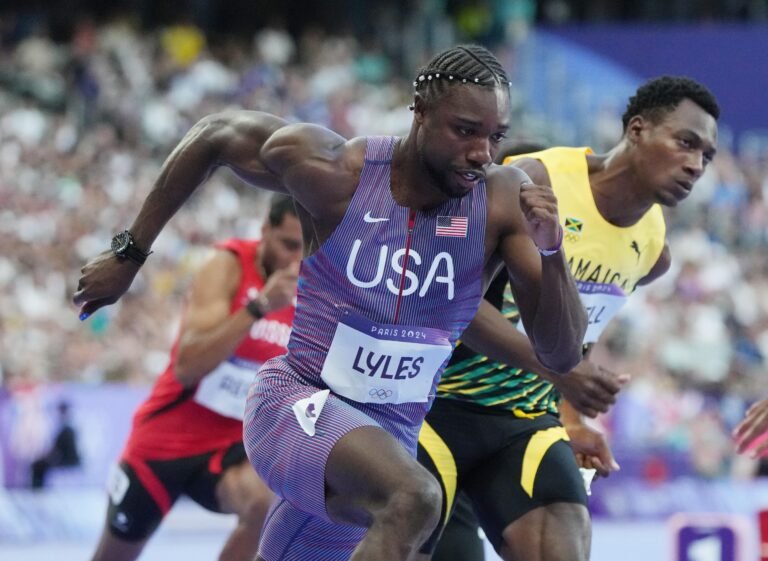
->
<box><xmin>2</xmin><ymin>13</ymin><xmax>768</xmax><ymax>479</ymax></box>
<box><xmin>592</xmin><ymin>147</ymin><xmax>768</xmax><ymax>480</ymax></box>
<box><xmin>0</xmin><ymin>15</ymin><xmax>417</xmax><ymax>388</ymax></box>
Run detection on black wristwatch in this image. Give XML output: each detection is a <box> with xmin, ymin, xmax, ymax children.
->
<box><xmin>246</xmin><ymin>296</ymin><xmax>267</xmax><ymax>320</ymax></box>
<box><xmin>111</xmin><ymin>230</ymin><xmax>152</xmax><ymax>265</ymax></box>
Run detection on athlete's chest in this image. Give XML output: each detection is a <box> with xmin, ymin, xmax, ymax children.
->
<box><xmin>340</xmin><ymin>209</ymin><xmax>480</xmax><ymax>301</ymax></box>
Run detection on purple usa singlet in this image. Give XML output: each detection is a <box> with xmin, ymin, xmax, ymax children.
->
<box><xmin>244</xmin><ymin>136</ymin><xmax>487</xmax><ymax>560</ymax></box>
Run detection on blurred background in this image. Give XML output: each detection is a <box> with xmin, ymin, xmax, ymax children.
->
<box><xmin>1</xmin><ymin>1</ymin><xmax>768</xmax><ymax>559</ymax></box>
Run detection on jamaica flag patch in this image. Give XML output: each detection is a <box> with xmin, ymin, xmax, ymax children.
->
<box><xmin>565</xmin><ymin>217</ymin><xmax>583</xmax><ymax>233</ymax></box>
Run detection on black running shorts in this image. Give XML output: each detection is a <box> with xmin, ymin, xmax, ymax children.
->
<box><xmin>417</xmin><ymin>398</ymin><xmax>587</xmax><ymax>553</ymax></box>
<box><xmin>106</xmin><ymin>442</ymin><xmax>247</xmax><ymax>541</ymax></box>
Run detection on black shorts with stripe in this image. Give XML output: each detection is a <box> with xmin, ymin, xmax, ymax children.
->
<box><xmin>106</xmin><ymin>442</ymin><xmax>247</xmax><ymax>541</ymax></box>
<box><xmin>417</xmin><ymin>397</ymin><xmax>587</xmax><ymax>553</ymax></box>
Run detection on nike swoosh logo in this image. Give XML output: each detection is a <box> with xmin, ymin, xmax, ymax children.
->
<box><xmin>364</xmin><ymin>211</ymin><xmax>389</xmax><ymax>223</ymax></box>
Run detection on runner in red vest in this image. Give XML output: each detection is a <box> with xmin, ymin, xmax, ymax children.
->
<box><xmin>90</xmin><ymin>195</ymin><xmax>302</xmax><ymax>561</ymax></box>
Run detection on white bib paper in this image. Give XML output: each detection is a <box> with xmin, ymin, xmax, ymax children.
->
<box><xmin>577</xmin><ymin>281</ymin><xmax>627</xmax><ymax>343</ymax></box>
<box><xmin>320</xmin><ymin>314</ymin><xmax>452</xmax><ymax>404</ymax></box>
<box><xmin>518</xmin><ymin>281</ymin><xmax>627</xmax><ymax>344</ymax></box>
<box><xmin>194</xmin><ymin>359</ymin><xmax>261</xmax><ymax>420</ymax></box>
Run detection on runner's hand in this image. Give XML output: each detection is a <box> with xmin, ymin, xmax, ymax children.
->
<box><xmin>73</xmin><ymin>251</ymin><xmax>141</xmax><ymax>319</ymax></box>
<box><xmin>566</xmin><ymin>423</ymin><xmax>620</xmax><ymax>478</ymax></box>
<box><xmin>553</xmin><ymin>359</ymin><xmax>630</xmax><ymax>418</ymax></box>
<box><xmin>259</xmin><ymin>262</ymin><xmax>300</xmax><ymax>313</ymax></box>
<box><xmin>519</xmin><ymin>181</ymin><xmax>561</xmax><ymax>252</ymax></box>
<box><xmin>734</xmin><ymin>399</ymin><xmax>768</xmax><ymax>456</ymax></box>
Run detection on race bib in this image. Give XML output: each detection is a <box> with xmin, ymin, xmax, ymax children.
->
<box><xmin>518</xmin><ymin>281</ymin><xmax>627</xmax><ymax>344</ymax></box>
<box><xmin>577</xmin><ymin>281</ymin><xmax>627</xmax><ymax>343</ymax></box>
<box><xmin>194</xmin><ymin>359</ymin><xmax>261</xmax><ymax>420</ymax></box>
<box><xmin>320</xmin><ymin>314</ymin><xmax>452</xmax><ymax>404</ymax></box>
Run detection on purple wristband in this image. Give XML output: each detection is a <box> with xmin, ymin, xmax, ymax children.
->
<box><xmin>538</xmin><ymin>225</ymin><xmax>563</xmax><ymax>256</ymax></box>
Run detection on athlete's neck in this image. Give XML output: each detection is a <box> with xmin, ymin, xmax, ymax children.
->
<box><xmin>588</xmin><ymin>142</ymin><xmax>656</xmax><ymax>227</ymax></box>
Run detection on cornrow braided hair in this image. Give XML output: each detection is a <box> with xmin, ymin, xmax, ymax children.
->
<box><xmin>412</xmin><ymin>44</ymin><xmax>511</xmax><ymax>108</ymax></box>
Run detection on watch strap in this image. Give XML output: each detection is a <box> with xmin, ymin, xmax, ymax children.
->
<box><xmin>113</xmin><ymin>230</ymin><xmax>152</xmax><ymax>265</ymax></box>
<box><xmin>246</xmin><ymin>297</ymin><xmax>265</xmax><ymax>320</ymax></box>
<box><xmin>123</xmin><ymin>243</ymin><xmax>151</xmax><ymax>265</ymax></box>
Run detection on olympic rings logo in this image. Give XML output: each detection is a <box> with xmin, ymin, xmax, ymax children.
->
<box><xmin>368</xmin><ymin>388</ymin><xmax>394</xmax><ymax>400</ymax></box>
<box><xmin>565</xmin><ymin>232</ymin><xmax>581</xmax><ymax>243</ymax></box>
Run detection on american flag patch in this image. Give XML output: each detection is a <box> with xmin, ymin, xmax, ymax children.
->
<box><xmin>436</xmin><ymin>216</ymin><xmax>468</xmax><ymax>237</ymax></box>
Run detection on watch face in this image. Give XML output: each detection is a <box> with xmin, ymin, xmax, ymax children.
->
<box><xmin>111</xmin><ymin>232</ymin><xmax>131</xmax><ymax>254</ymax></box>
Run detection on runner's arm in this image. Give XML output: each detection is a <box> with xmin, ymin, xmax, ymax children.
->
<box><xmin>174</xmin><ymin>249</ymin><xmax>256</xmax><ymax>387</ymax></box>
<box><xmin>461</xmin><ymin>301</ymin><xmax>624</xmax><ymax>416</ymax></box>
<box><xmin>460</xmin><ymin>299</ymin><xmax>556</xmax><ymax>375</ymax></box>
<box><xmin>561</xmin><ymin>399</ymin><xmax>620</xmax><ymax>477</ymax></box>
<box><xmin>492</xmin><ymin>167</ymin><xmax>586</xmax><ymax>374</ymax></box>
<box><xmin>635</xmin><ymin>242</ymin><xmax>671</xmax><ymax>286</ymax></box>
<box><xmin>73</xmin><ymin>112</ymin><xmax>347</xmax><ymax>316</ymax></box>
<box><xmin>734</xmin><ymin>398</ymin><xmax>768</xmax><ymax>456</ymax></box>
<box><xmin>127</xmin><ymin>111</ymin><xmax>290</xmax><ymax>252</ymax></box>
